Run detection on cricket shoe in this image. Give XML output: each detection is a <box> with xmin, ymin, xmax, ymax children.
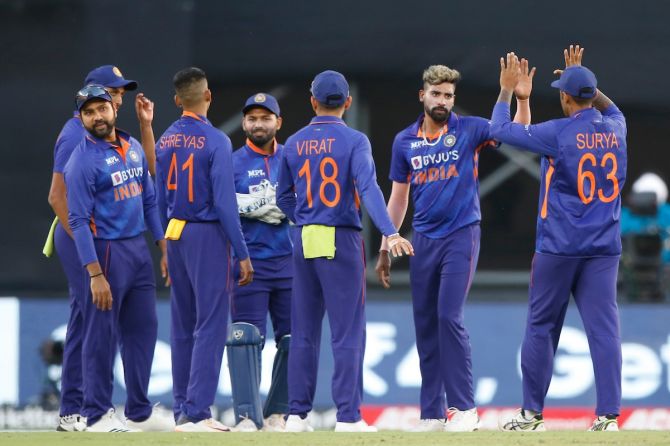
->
<box><xmin>175</xmin><ymin>417</ymin><xmax>232</xmax><ymax>432</ymax></box>
<box><xmin>86</xmin><ymin>408</ymin><xmax>138</xmax><ymax>432</ymax></box>
<box><xmin>56</xmin><ymin>413</ymin><xmax>87</xmax><ymax>432</ymax></box>
<box><xmin>334</xmin><ymin>419</ymin><xmax>377</xmax><ymax>432</ymax></box>
<box><xmin>588</xmin><ymin>415</ymin><xmax>619</xmax><ymax>431</ymax></box>
<box><xmin>235</xmin><ymin>418</ymin><xmax>260</xmax><ymax>432</ymax></box>
<box><xmin>409</xmin><ymin>418</ymin><xmax>445</xmax><ymax>432</ymax></box>
<box><xmin>284</xmin><ymin>414</ymin><xmax>314</xmax><ymax>432</ymax></box>
<box><xmin>498</xmin><ymin>409</ymin><xmax>546</xmax><ymax>432</ymax></box>
<box><xmin>126</xmin><ymin>404</ymin><xmax>175</xmax><ymax>431</ymax></box>
<box><xmin>263</xmin><ymin>414</ymin><xmax>286</xmax><ymax>432</ymax></box>
<box><xmin>445</xmin><ymin>407</ymin><xmax>481</xmax><ymax>432</ymax></box>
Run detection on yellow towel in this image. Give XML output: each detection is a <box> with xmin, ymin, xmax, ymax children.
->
<box><xmin>165</xmin><ymin>218</ymin><xmax>187</xmax><ymax>240</ymax></box>
<box><xmin>42</xmin><ymin>216</ymin><xmax>59</xmax><ymax>257</ymax></box>
<box><xmin>302</xmin><ymin>225</ymin><xmax>336</xmax><ymax>259</ymax></box>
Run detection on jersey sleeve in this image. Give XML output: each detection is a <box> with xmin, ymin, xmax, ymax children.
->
<box><xmin>389</xmin><ymin>133</ymin><xmax>410</xmax><ymax>183</ymax></box>
<box><xmin>351</xmin><ymin>133</ymin><xmax>397</xmax><ymax>236</ymax></box>
<box><xmin>490</xmin><ymin>102</ymin><xmax>559</xmax><ymax>157</ymax></box>
<box><xmin>277</xmin><ymin>140</ymin><xmax>297</xmax><ymax>223</ymax></box>
<box><xmin>210</xmin><ymin>134</ymin><xmax>249</xmax><ymax>259</ymax></box>
<box><xmin>53</xmin><ymin>121</ymin><xmax>83</xmax><ymax>173</ymax></box>
<box><xmin>602</xmin><ymin>104</ymin><xmax>627</xmax><ymax>137</ymax></box>
<box><xmin>140</xmin><ymin>152</ymin><xmax>164</xmax><ymax>242</ymax></box>
<box><xmin>63</xmin><ymin>144</ymin><xmax>98</xmax><ymax>266</ymax></box>
<box><xmin>470</xmin><ymin>116</ymin><xmax>500</xmax><ymax>149</ymax></box>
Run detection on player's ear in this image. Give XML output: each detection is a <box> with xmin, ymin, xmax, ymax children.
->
<box><xmin>310</xmin><ymin>96</ymin><xmax>319</xmax><ymax>113</ymax></box>
<box><xmin>174</xmin><ymin>95</ymin><xmax>182</xmax><ymax>108</ymax></box>
<box><xmin>204</xmin><ymin>89</ymin><xmax>212</xmax><ymax>103</ymax></box>
<box><xmin>419</xmin><ymin>89</ymin><xmax>425</xmax><ymax>102</ymax></box>
<box><xmin>343</xmin><ymin>96</ymin><xmax>353</xmax><ymax>110</ymax></box>
<box><xmin>276</xmin><ymin>116</ymin><xmax>283</xmax><ymax>131</ymax></box>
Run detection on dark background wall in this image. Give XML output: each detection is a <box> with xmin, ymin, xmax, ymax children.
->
<box><xmin>1</xmin><ymin>0</ymin><xmax>668</xmax><ymax>293</ymax></box>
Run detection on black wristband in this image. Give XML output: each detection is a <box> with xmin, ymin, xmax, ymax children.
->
<box><xmin>90</xmin><ymin>272</ymin><xmax>104</xmax><ymax>279</ymax></box>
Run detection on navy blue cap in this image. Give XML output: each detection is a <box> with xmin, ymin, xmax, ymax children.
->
<box><xmin>551</xmin><ymin>66</ymin><xmax>598</xmax><ymax>99</ymax></box>
<box><xmin>84</xmin><ymin>65</ymin><xmax>138</xmax><ymax>91</ymax></box>
<box><xmin>243</xmin><ymin>93</ymin><xmax>280</xmax><ymax>116</ymax></box>
<box><xmin>310</xmin><ymin>70</ymin><xmax>349</xmax><ymax>106</ymax></box>
<box><xmin>75</xmin><ymin>84</ymin><xmax>113</xmax><ymax>111</ymax></box>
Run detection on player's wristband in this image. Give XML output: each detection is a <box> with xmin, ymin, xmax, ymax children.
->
<box><xmin>90</xmin><ymin>272</ymin><xmax>104</xmax><ymax>279</ymax></box>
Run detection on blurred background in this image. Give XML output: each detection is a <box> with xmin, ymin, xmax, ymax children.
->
<box><xmin>0</xmin><ymin>0</ymin><xmax>668</xmax><ymax>429</ymax></box>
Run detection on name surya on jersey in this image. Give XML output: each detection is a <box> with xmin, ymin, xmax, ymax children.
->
<box><xmin>576</xmin><ymin>132</ymin><xmax>619</xmax><ymax>150</ymax></box>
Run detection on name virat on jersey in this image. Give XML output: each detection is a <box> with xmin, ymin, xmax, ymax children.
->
<box><xmin>296</xmin><ymin>138</ymin><xmax>336</xmax><ymax>156</ymax></box>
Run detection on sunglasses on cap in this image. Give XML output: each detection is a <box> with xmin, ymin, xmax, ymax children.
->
<box><xmin>75</xmin><ymin>84</ymin><xmax>112</xmax><ymax>111</ymax></box>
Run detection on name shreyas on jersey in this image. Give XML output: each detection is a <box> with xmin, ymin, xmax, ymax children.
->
<box><xmin>158</xmin><ymin>133</ymin><xmax>206</xmax><ymax>149</ymax></box>
<box><xmin>105</xmin><ymin>155</ymin><xmax>120</xmax><ymax>166</ymax></box>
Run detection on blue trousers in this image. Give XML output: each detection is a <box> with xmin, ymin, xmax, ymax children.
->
<box><xmin>169</xmin><ymin>222</ymin><xmax>231</xmax><ymax>422</ymax></box>
<box><xmin>82</xmin><ymin>235</ymin><xmax>158</xmax><ymax>425</ymax></box>
<box><xmin>409</xmin><ymin>224</ymin><xmax>479</xmax><ymax>418</ymax></box>
<box><xmin>522</xmin><ymin>253</ymin><xmax>622</xmax><ymax>416</ymax></box>
<box><xmin>231</xmin><ymin>255</ymin><xmax>292</xmax><ymax>341</ymax></box>
<box><xmin>54</xmin><ymin>224</ymin><xmax>85</xmax><ymax>417</ymax></box>
<box><xmin>288</xmin><ymin>227</ymin><xmax>366</xmax><ymax>422</ymax></box>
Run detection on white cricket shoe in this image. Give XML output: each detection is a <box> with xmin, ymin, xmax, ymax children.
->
<box><xmin>409</xmin><ymin>418</ymin><xmax>445</xmax><ymax>432</ymax></box>
<box><xmin>498</xmin><ymin>408</ymin><xmax>546</xmax><ymax>432</ymax></box>
<box><xmin>588</xmin><ymin>416</ymin><xmax>619</xmax><ymax>431</ymax></box>
<box><xmin>57</xmin><ymin>413</ymin><xmax>87</xmax><ymax>432</ymax></box>
<box><xmin>175</xmin><ymin>417</ymin><xmax>232</xmax><ymax>432</ymax></box>
<box><xmin>334</xmin><ymin>420</ymin><xmax>377</xmax><ymax>432</ymax></box>
<box><xmin>263</xmin><ymin>414</ymin><xmax>286</xmax><ymax>432</ymax></box>
<box><xmin>284</xmin><ymin>414</ymin><xmax>314</xmax><ymax>432</ymax></box>
<box><xmin>444</xmin><ymin>407</ymin><xmax>481</xmax><ymax>432</ymax></box>
<box><xmin>126</xmin><ymin>404</ymin><xmax>175</xmax><ymax>432</ymax></box>
<box><xmin>235</xmin><ymin>418</ymin><xmax>259</xmax><ymax>432</ymax></box>
<box><xmin>86</xmin><ymin>409</ymin><xmax>138</xmax><ymax>432</ymax></box>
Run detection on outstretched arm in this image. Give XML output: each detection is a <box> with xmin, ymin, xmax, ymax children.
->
<box><xmin>513</xmin><ymin>57</ymin><xmax>535</xmax><ymax>125</ymax></box>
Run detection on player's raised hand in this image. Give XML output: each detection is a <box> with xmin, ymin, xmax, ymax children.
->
<box><xmin>91</xmin><ymin>275</ymin><xmax>113</xmax><ymax>311</ymax></box>
<box><xmin>135</xmin><ymin>93</ymin><xmax>154</xmax><ymax>126</ymax></box>
<box><xmin>238</xmin><ymin>258</ymin><xmax>254</xmax><ymax>286</ymax></box>
<box><xmin>500</xmin><ymin>52</ymin><xmax>521</xmax><ymax>92</ymax></box>
<box><xmin>554</xmin><ymin>44</ymin><xmax>584</xmax><ymax>76</ymax></box>
<box><xmin>375</xmin><ymin>250</ymin><xmax>392</xmax><ymax>289</ymax></box>
<box><xmin>387</xmin><ymin>234</ymin><xmax>414</xmax><ymax>258</ymax></box>
<box><xmin>514</xmin><ymin>58</ymin><xmax>536</xmax><ymax>100</ymax></box>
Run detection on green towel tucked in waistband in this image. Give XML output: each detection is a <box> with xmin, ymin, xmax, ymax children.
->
<box><xmin>42</xmin><ymin>216</ymin><xmax>59</xmax><ymax>257</ymax></box>
<box><xmin>301</xmin><ymin>224</ymin><xmax>336</xmax><ymax>259</ymax></box>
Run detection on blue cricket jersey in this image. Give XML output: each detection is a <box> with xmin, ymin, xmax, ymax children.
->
<box><xmin>155</xmin><ymin>111</ymin><xmax>249</xmax><ymax>260</ymax></box>
<box><xmin>491</xmin><ymin>102</ymin><xmax>627</xmax><ymax>256</ymax></box>
<box><xmin>277</xmin><ymin>115</ymin><xmax>397</xmax><ymax>237</ymax></box>
<box><xmin>232</xmin><ymin>139</ymin><xmax>292</xmax><ymax>259</ymax></box>
<box><xmin>64</xmin><ymin>129</ymin><xmax>164</xmax><ymax>266</ymax></box>
<box><xmin>53</xmin><ymin>112</ymin><xmax>85</xmax><ymax>173</ymax></box>
<box><xmin>389</xmin><ymin>113</ymin><xmax>497</xmax><ymax>238</ymax></box>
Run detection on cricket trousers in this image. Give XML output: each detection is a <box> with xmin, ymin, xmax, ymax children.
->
<box><xmin>288</xmin><ymin>227</ymin><xmax>366</xmax><ymax>422</ymax></box>
<box><xmin>169</xmin><ymin>222</ymin><xmax>232</xmax><ymax>422</ymax></box>
<box><xmin>54</xmin><ymin>223</ymin><xmax>86</xmax><ymax>417</ymax></box>
<box><xmin>231</xmin><ymin>255</ymin><xmax>292</xmax><ymax>341</ymax></box>
<box><xmin>522</xmin><ymin>252</ymin><xmax>622</xmax><ymax>416</ymax></box>
<box><xmin>81</xmin><ymin>235</ymin><xmax>158</xmax><ymax>425</ymax></box>
<box><xmin>410</xmin><ymin>224</ymin><xmax>480</xmax><ymax>419</ymax></box>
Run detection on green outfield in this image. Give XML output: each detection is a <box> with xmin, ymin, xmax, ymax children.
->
<box><xmin>1</xmin><ymin>431</ymin><xmax>669</xmax><ymax>446</ymax></box>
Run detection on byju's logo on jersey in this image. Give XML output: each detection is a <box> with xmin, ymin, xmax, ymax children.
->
<box><xmin>247</xmin><ymin>169</ymin><xmax>265</xmax><ymax>178</ymax></box>
<box><xmin>111</xmin><ymin>171</ymin><xmax>124</xmax><ymax>186</ymax></box>
<box><xmin>411</xmin><ymin>156</ymin><xmax>423</xmax><ymax>170</ymax></box>
<box><xmin>105</xmin><ymin>155</ymin><xmax>120</xmax><ymax>166</ymax></box>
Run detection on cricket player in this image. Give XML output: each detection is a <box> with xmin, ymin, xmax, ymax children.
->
<box><xmin>46</xmin><ymin>65</ymin><xmax>160</xmax><ymax>432</ymax></box>
<box><xmin>155</xmin><ymin>67</ymin><xmax>253</xmax><ymax>433</ymax></box>
<box><xmin>493</xmin><ymin>46</ymin><xmax>626</xmax><ymax>432</ymax></box>
<box><xmin>64</xmin><ymin>85</ymin><xmax>173</xmax><ymax>432</ymax></box>
<box><xmin>375</xmin><ymin>64</ymin><xmax>532</xmax><ymax>432</ymax></box>
<box><xmin>227</xmin><ymin>93</ymin><xmax>292</xmax><ymax>432</ymax></box>
<box><xmin>277</xmin><ymin>70</ymin><xmax>413</xmax><ymax>433</ymax></box>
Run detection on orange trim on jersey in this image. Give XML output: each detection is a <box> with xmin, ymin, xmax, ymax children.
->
<box><xmin>416</xmin><ymin>122</ymin><xmax>448</xmax><ymax>139</ymax></box>
<box><xmin>541</xmin><ymin>159</ymin><xmax>555</xmax><ymax>219</ymax></box>
<box><xmin>85</xmin><ymin>135</ymin><xmax>98</xmax><ymax>144</ymax></box>
<box><xmin>114</xmin><ymin>137</ymin><xmax>131</xmax><ymax>163</ymax></box>
<box><xmin>246</xmin><ymin>138</ymin><xmax>277</xmax><ymax>156</ymax></box>
<box><xmin>473</xmin><ymin>139</ymin><xmax>496</xmax><ymax>179</ymax></box>
<box><xmin>89</xmin><ymin>216</ymin><xmax>97</xmax><ymax>236</ymax></box>
<box><xmin>182</xmin><ymin>111</ymin><xmax>206</xmax><ymax>122</ymax></box>
<box><xmin>103</xmin><ymin>241</ymin><xmax>111</xmax><ymax>276</ymax></box>
<box><xmin>353</xmin><ymin>184</ymin><xmax>361</xmax><ymax>210</ymax></box>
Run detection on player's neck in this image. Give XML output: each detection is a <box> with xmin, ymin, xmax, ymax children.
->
<box><xmin>183</xmin><ymin>105</ymin><xmax>208</xmax><ymax>119</ymax></box>
<box><xmin>423</xmin><ymin>114</ymin><xmax>447</xmax><ymax>135</ymax></box>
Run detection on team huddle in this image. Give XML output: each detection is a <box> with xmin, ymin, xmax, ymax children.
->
<box><xmin>46</xmin><ymin>45</ymin><xmax>626</xmax><ymax>433</ymax></box>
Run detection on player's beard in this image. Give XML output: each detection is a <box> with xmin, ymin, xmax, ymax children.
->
<box><xmin>426</xmin><ymin>105</ymin><xmax>451</xmax><ymax>124</ymax></box>
<box><xmin>87</xmin><ymin>117</ymin><xmax>115</xmax><ymax>139</ymax></box>
<box><xmin>246</xmin><ymin>128</ymin><xmax>276</xmax><ymax>148</ymax></box>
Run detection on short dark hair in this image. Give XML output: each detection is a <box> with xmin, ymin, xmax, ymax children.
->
<box><xmin>568</xmin><ymin>93</ymin><xmax>594</xmax><ymax>107</ymax></box>
<box><xmin>173</xmin><ymin>67</ymin><xmax>207</xmax><ymax>107</ymax></box>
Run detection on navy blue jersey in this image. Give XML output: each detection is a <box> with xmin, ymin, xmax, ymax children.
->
<box><xmin>53</xmin><ymin>112</ymin><xmax>85</xmax><ymax>173</ymax></box>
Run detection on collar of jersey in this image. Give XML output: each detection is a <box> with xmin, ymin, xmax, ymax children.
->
<box><xmin>246</xmin><ymin>138</ymin><xmax>277</xmax><ymax>157</ymax></box>
<box><xmin>415</xmin><ymin>112</ymin><xmax>458</xmax><ymax>138</ymax></box>
<box><xmin>309</xmin><ymin>115</ymin><xmax>346</xmax><ymax>126</ymax></box>
<box><xmin>182</xmin><ymin>111</ymin><xmax>210</xmax><ymax>125</ymax></box>
<box><xmin>570</xmin><ymin>107</ymin><xmax>598</xmax><ymax>120</ymax></box>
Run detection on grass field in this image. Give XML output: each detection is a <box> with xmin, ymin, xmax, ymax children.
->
<box><xmin>1</xmin><ymin>431</ymin><xmax>669</xmax><ymax>446</ymax></box>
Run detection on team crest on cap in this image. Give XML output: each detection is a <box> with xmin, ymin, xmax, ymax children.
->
<box><xmin>254</xmin><ymin>93</ymin><xmax>266</xmax><ymax>103</ymax></box>
<box><xmin>112</xmin><ymin>66</ymin><xmax>123</xmax><ymax>77</ymax></box>
<box><xmin>128</xmin><ymin>150</ymin><xmax>140</xmax><ymax>163</ymax></box>
<box><xmin>443</xmin><ymin>134</ymin><xmax>456</xmax><ymax>147</ymax></box>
